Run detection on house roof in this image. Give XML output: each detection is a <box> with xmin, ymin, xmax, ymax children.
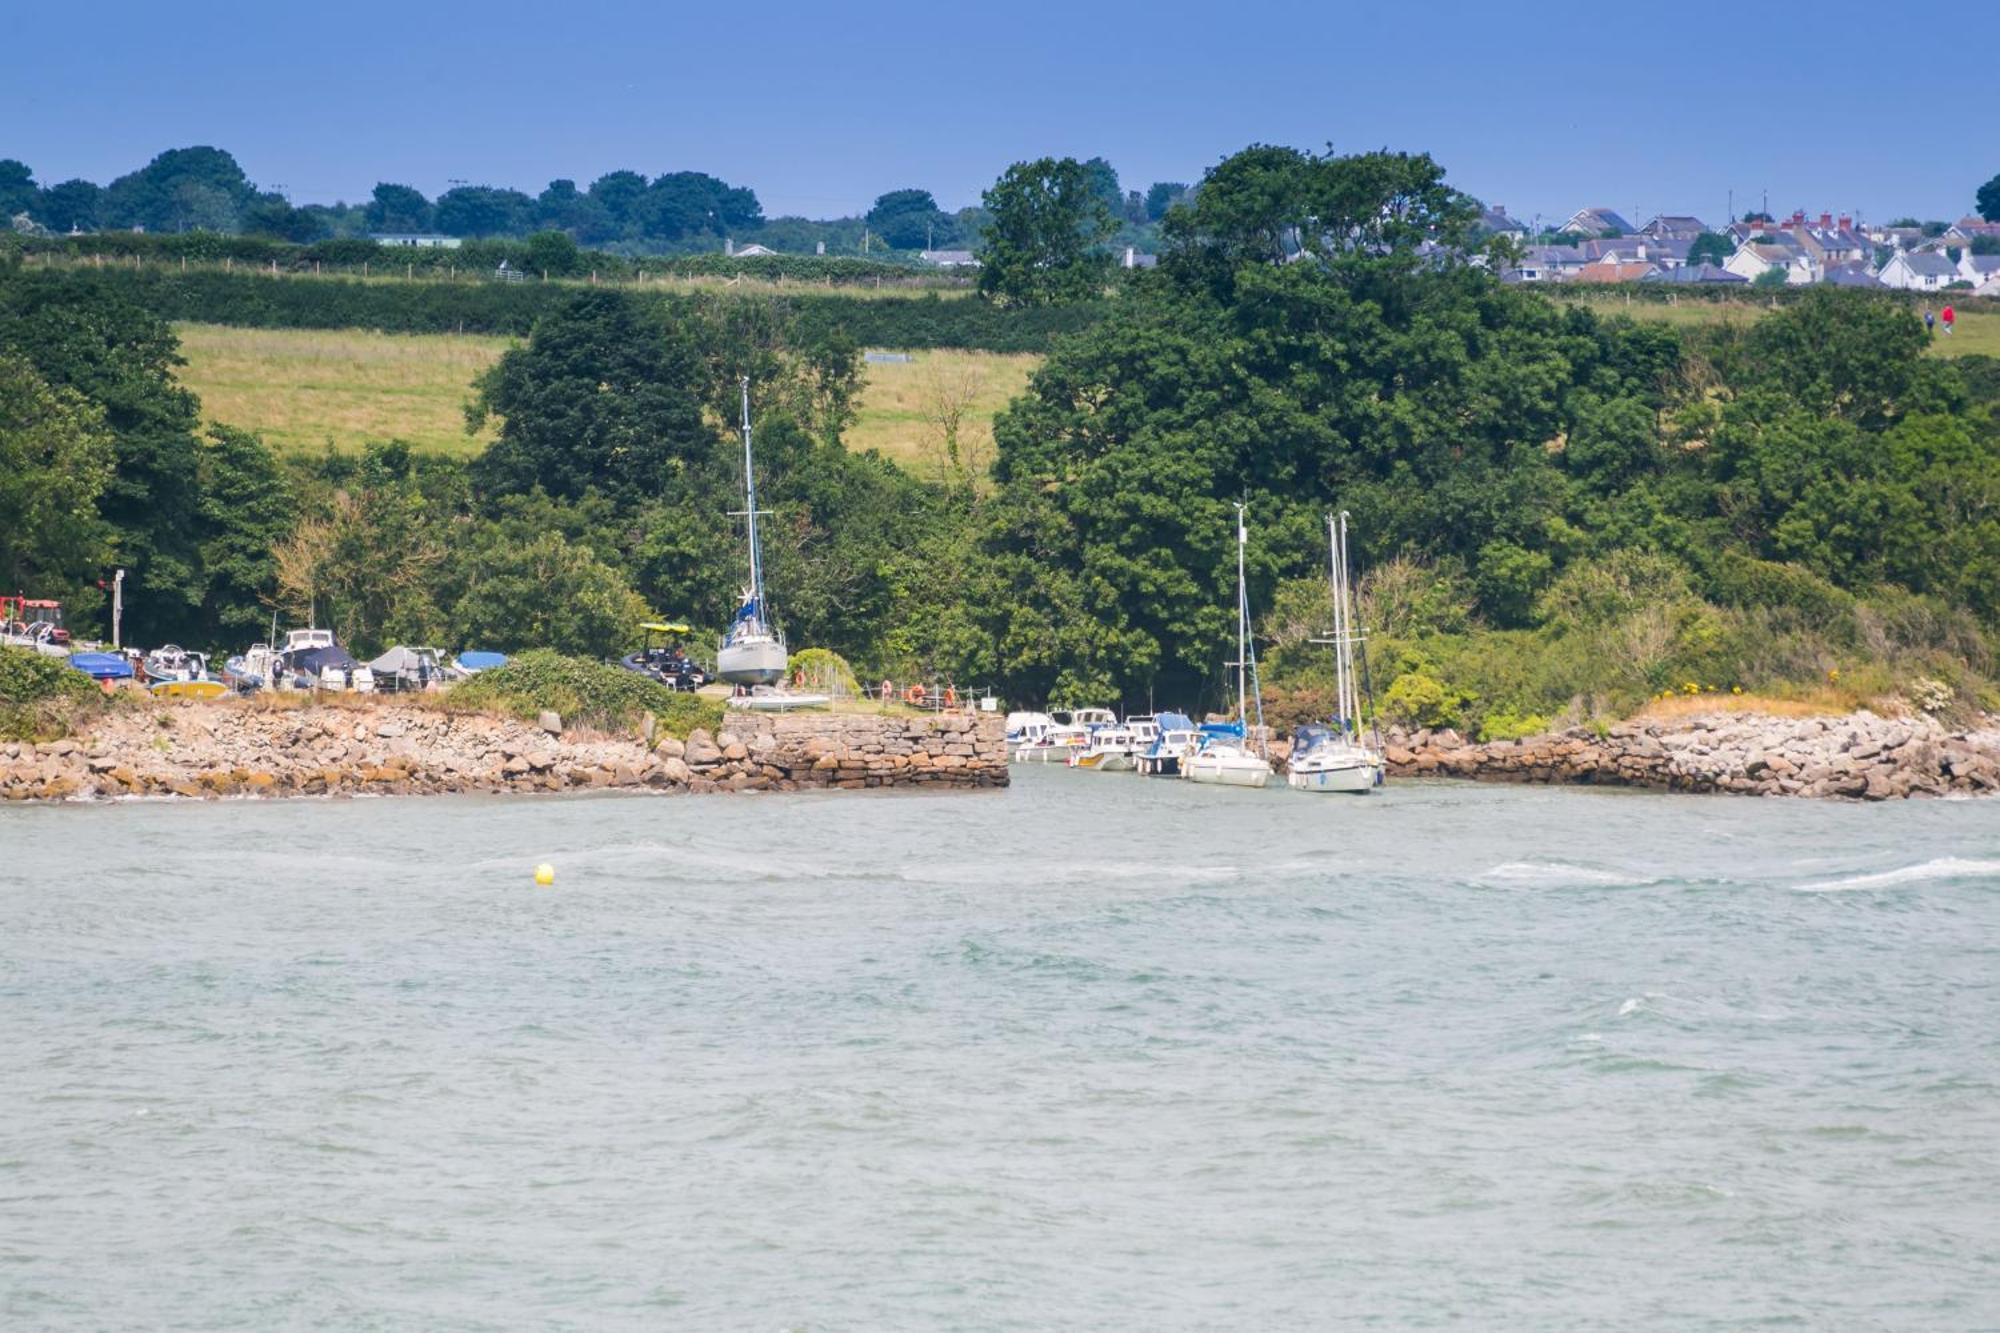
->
<box><xmin>1894</xmin><ymin>251</ymin><xmax>1959</xmax><ymax>277</ymax></box>
<box><xmin>1563</xmin><ymin>207</ymin><xmax>1634</xmax><ymax>235</ymax></box>
<box><xmin>1479</xmin><ymin>206</ymin><xmax>1528</xmax><ymax>234</ymax></box>
<box><xmin>1573</xmin><ymin>259</ymin><xmax>1658</xmax><ymax>283</ymax></box>
<box><xmin>1961</xmin><ymin>255</ymin><xmax>2000</xmax><ymax>275</ymax></box>
<box><xmin>1642</xmin><ymin>214</ymin><xmax>1709</xmax><ymax>237</ymax></box>
<box><xmin>1641</xmin><ymin>262</ymin><xmax>1747</xmax><ymax>284</ymax></box>
<box><xmin>1821</xmin><ymin>263</ymin><xmax>1883</xmax><ymax>288</ymax></box>
<box><xmin>1743</xmin><ymin>243</ymin><xmax>1803</xmax><ymax>263</ymax></box>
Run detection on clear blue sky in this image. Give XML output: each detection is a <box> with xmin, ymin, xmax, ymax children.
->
<box><xmin>5</xmin><ymin>0</ymin><xmax>1994</xmax><ymax>227</ymax></box>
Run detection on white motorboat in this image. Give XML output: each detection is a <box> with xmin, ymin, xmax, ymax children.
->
<box><xmin>142</xmin><ymin>645</ymin><xmax>227</xmax><ymax>699</ymax></box>
<box><xmin>1068</xmin><ymin>725</ymin><xmax>1137</xmax><ymax>770</ymax></box>
<box><xmin>1005</xmin><ymin>711</ymin><xmax>1057</xmax><ymax>756</ymax></box>
<box><xmin>223</xmin><ymin>642</ymin><xmax>293</xmax><ymax>693</ymax></box>
<box><xmin>280</xmin><ymin>628</ymin><xmax>375</xmax><ymax>692</ymax></box>
<box><xmin>1287</xmin><ymin>511</ymin><xmax>1385</xmax><ymax>794</ymax></box>
<box><xmin>717</xmin><ymin>377</ymin><xmax>789</xmax><ymax>687</ymax></box>
<box><xmin>1185</xmin><ymin>504</ymin><xmax>1272</xmax><ymax>790</ymax></box>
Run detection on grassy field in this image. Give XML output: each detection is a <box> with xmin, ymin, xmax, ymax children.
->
<box><xmin>1564</xmin><ymin>293</ymin><xmax>2000</xmax><ymax>357</ymax></box>
<box><xmin>174</xmin><ymin>323</ymin><xmax>513</xmax><ymax>455</ymax></box>
<box><xmin>172</xmin><ymin>323</ymin><xmax>1041</xmax><ymax>467</ymax></box>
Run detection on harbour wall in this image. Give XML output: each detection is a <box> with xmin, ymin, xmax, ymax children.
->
<box><xmin>1383</xmin><ymin>711</ymin><xmax>2000</xmax><ymax>801</ymax></box>
<box><xmin>0</xmin><ymin>701</ymin><xmax>1008</xmax><ymax>801</ymax></box>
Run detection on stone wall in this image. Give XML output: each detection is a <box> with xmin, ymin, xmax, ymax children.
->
<box><xmin>1384</xmin><ymin>711</ymin><xmax>2000</xmax><ymax>801</ymax></box>
<box><xmin>0</xmin><ymin>700</ymin><xmax>1007</xmax><ymax>802</ymax></box>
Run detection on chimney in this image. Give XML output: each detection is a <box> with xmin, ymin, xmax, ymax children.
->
<box><xmin>1819</xmin><ymin>212</ymin><xmax>1832</xmax><ymax>229</ymax></box>
<box><xmin>1838</xmin><ymin>215</ymin><xmax>1852</xmax><ymax>232</ymax></box>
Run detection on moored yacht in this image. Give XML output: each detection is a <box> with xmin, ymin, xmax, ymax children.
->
<box><xmin>1287</xmin><ymin>511</ymin><xmax>1385</xmax><ymax>794</ymax></box>
<box><xmin>1135</xmin><ymin>711</ymin><xmax>1199</xmax><ymax>777</ymax></box>
<box><xmin>1184</xmin><ymin>504</ymin><xmax>1272</xmax><ymax>789</ymax></box>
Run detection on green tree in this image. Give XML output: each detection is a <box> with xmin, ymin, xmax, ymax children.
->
<box><xmin>0</xmin><ymin>160</ymin><xmax>36</xmax><ymax>218</ymax></box>
<box><xmin>1751</xmin><ymin>267</ymin><xmax>1789</xmax><ymax>288</ymax></box>
<box><xmin>1687</xmin><ymin>231</ymin><xmax>1733</xmax><ymax>266</ymax></box>
<box><xmin>434</xmin><ymin>185</ymin><xmax>536</xmax><ymax>237</ymax></box>
<box><xmin>0</xmin><ymin>274</ymin><xmax>206</xmax><ymax>645</ymax></box>
<box><xmin>977</xmin><ymin>157</ymin><xmax>1117</xmax><ymax>306</ymax></box>
<box><xmin>866</xmin><ymin>188</ymin><xmax>951</xmax><ymax>250</ymax></box>
<box><xmin>1979</xmin><ymin>172</ymin><xmax>2000</xmax><ymax>224</ymax></box>
<box><xmin>448</xmin><ymin>529</ymin><xmax>648</xmax><ymax>657</ymax></box>
<box><xmin>102</xmin><ymin>146</ymin><xmax>254</xmax><ymax>233</ymax></box>
<box><xmin>35</xmin><ymin>179</ymin><xmax>102</xmax><ymax>233</ymax></box>
<box><xmin>195</xmin><ymin>425</ymin><xmax>294</xmax><ymax>640</ymax></box>
<box><xmin>468</xmin><ymin>289</ymin><xmax>713</xmax><ymax>504</ymax></box>
<box><xmin>0</xmin><ymin>353</ymin><xmax>115</xmax><ymax>597</ymax></box>
<box><xmin>364</xmin><ymin>183</ymin><xmax>433</xmax><ymax>233</ymax></box>
<box><xmin>523</xmin><ymin>229</ymin><xmax>585</xmax><ymax>277</ymax></box>
<box><xmin>1144</xmin><ymin>181</ymin><xmax>1189</xmax><ymax>221</ymax></box>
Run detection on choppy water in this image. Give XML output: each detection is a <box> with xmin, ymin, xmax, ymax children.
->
<box><xmin>4</xmin><ymin>771</ymin><xmax>1999</xmax><ymax>1329</ymax></box>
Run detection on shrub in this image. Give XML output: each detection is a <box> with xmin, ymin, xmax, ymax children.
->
<box><xmin>444</xmin><ymin>649</ymin><xmax>722</xmax><ymax>738</ymax></box>
<box><xmin>0</xmin><ymin>646</ymin><xmax>104</xmax><ymax>741</ymax></box>
<box><xmin>1380</xmin><ymin>671</ymin><xmax>1468</xmax><ymax>730</ymax></box>
<box><xmin>1478</xmin><ymin>709</ymin><xmax>1551</xmax><ymax>742</ymax></box>
<box><xmin>789</xmin><ymin>647</ymin><xmax>861</xmax><ymax>698</ymax></box>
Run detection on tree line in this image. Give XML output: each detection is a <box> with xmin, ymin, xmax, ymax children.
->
<box><xmin>0</xmin><ymin>146</ymin><xmax>1190</xmax><ymax>261</ymax></box>
<box><xmin>6</xmin><ymin>142</ymin><xmax>1997</xmax><ymax>734</ymax></box>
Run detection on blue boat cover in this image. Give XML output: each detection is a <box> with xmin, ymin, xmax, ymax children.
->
<box><xmin>1198</xmin><ymin>720</ymin><xmax>1246</xmax><ymax>741</ymax></box>
<box><xmin>1155</xmin><ymin>711</ymin><xmax>1194</xmax><ymax>732</ymax></box>
<box><xmin>456</xmin><ymin>650</ymin><xmax>509</xmax><ymax>670</ymax></box>
<box><xmin>68</xmin><ymin>652</ymin><xmax>134</xmax><ymax>680</ymax></box>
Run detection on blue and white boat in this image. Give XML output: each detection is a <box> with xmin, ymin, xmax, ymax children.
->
<box><xmin>1135</xmin><ymin>711</ymin><xmax>1199</xmax><ymax>777</ymax></box>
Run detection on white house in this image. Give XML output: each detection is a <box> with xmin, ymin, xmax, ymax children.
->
<box><xmin>1956</xmin><ymin>252</ymin><xmax>2000</xmax><ymax>287</ymax></box>
<box><xmin>371</xmin><ymin>233</ymin><xmax>461</xmax><ymax>248</ymax></box>
<box><xmin>1725</xmin><ymin>242</ymin><xmax>1817</xmax><ymax>285</ymax></box>
<box><xmin>723</xmin><ymin>239</ymin><xmax>778</xmax><ymax>258</ymax></box>
<box><xmin>919</xmin><ymin>249</ymin><xmax>980</xmax><ymax>268</ymax></box>
<box><xmin>1877</xmin><ymin>250</ymin><xmax>1960</xmax><ymax>291</ymax></box>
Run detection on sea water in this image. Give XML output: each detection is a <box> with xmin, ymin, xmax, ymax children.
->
<box><xmin>3</xmin><ymin>772</ymin><xmax>1997</xmax><ymax>1329</ymax></box>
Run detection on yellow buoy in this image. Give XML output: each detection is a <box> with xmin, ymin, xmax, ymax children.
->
<box><xmin>534</xmin><ymin>863</ymin><xmax>555</xmax><ymax>886</ymax></box>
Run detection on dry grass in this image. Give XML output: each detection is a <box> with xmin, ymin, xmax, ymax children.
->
<box><xmin>173</xmin><ymin>323</ymin><xmax>514</xmax><ymax>455</ymax></box>
<box><xmin>1565</xmin><ymin>293</ymin><xmax>2000</xmax><ymax>358</ymax></box>
<box><xmin>173</xmin><ymin>323</ymin><xmax>1042</xmax><ymax>471</ymax></box>
<box><xmin>1631</xmin><ymin>689</ymin><xmax>1882</xmax><ymax>723</ymax></box>
<box><xmin>848</xmin><ymin>349</ymin><xmax>1041</xmax><ymax>476</ymax></box>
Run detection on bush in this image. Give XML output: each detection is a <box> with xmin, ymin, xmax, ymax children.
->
<box><xmin>789</xmin><ymin>647</ymin><xmax>860</xmax><ymax>698</ymax></box>
<box><xmin>445</xmin><ymin>649</ymin><xmax>722</xmax><ymax>738</ymax></box>
<box><xmin>0</xmin><ymin>646</ymin><xmax>104</xmax><ymax>741</ymax></box>
<box><xmin>1478</xmin><ymin>709</ymin><xmax>1551</xmax><ymax>742</ymax></box>
<box><xmin>1380</xmin><ymin>671</ymin><xmax>1468</xmax><ymax>729</ymax></box>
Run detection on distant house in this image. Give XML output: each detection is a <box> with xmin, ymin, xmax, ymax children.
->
<box><xmin>1639</xmin><ymin>214</ymin><xmax>1710</xmax><ymax>241</ymax></box>
<box><xmin>1867</xmin><ymin>224</ymin><xmax>1926</xmax><ymax>252</ymax></box>
<box><xmin>1957</xmin><ymin>253</ymin><xmax>2000</xmax><ymax>287</ymax></box>
<box><xmin>1944</xmin><ymin>218</ymin><xmax>2000</xmax><ymax>244</ymax></box>
<box><xmin>371</xmin><ymin>233</ymin><xmax>461</xmax><ymax>249</ymax></box>
<box><xmin>1777</xmin><ymin>212</ymin><xmax>1868</xmax><ymax>271</ymax></box>
<box><xmin>1821</xmin><ymin>262</ymin><xmax>1884</xmax><ymax>289</ymax></box>
<box><xmin>1479</xmin><ymin>205</ymin><xmax>1530</xmax><ymax>236</ymax></box>
<box><xmin>1502</xmin><ymin>244</ymin><xmax>1592</xmax><ymax>282</ymax></box>
<box><xmin>1585</xmin><ymin>236</ymin><xmax>1693</xmax><ymax>270</ymax></box>
<box><xmin>919</xmin><ymin>249</ymin><xmax>980</xmax><ymax>268</ymax></box>
<box><xmin>1573</xmin><ymin>258</ymin><xmax>1659</xmax><ymax>284</ymax></box>
<box><xmin>1641</xmin><ymin>263</ymin><xmax>1748</xmax><ymax>286</ymax></box>
<box><xmin>1725</xmin><ymin>241</ymin><xmax>1817</xmax><ymax>285</ymax></box>
<box><xmin>1877</xmin><ymin>250</ymin><xmax>1961</xmax><ymax>291</ymax></box>
<box><xmin>1120</xmin><ymin>247</ymin><xmax>1158</xmax><ymax>269</ymax></box>
<box><xmin>723</xmin><ymin>239</ymin><xmax>778</xmax><ymax>258</ymax></box>
<box><xmin>1560</xmin><ymin>207</ymin><xmax>1635</xmax><ymax>236</ymax></box>
<box><xmin>1978</xmin><ymin>272</ymin><xmax>2000</xmax><ymax>299</ymax></box>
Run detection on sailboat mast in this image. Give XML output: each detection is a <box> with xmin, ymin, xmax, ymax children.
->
<box><xmin>739</xmin><ymin>376</ymin><xmax>763</xmax><ymax>611</ymax></box>
<box><xmin>1326</xmin><ymin>513</ymin><xmax>1347</xmax><ymax>734</ymax></box>
<box><xmin>1235</xmin><ymin>503</ymin><xmax>1248</xmax><ymax>729</ymax></box>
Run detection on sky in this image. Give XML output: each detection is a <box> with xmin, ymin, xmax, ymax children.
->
<box><xmin>5</xmin><ymin>0</ymin><xmax>1995</xmax><ymax>229</ymax></box>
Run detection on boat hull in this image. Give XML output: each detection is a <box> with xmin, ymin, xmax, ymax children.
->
<box><xmin>1286</xmin><ymin>761</ymin><xmax>1382</xmax><ymax>793</ymax></box>
<box><xmin>717</xmin><ymin>636</ymin><xmax>787</xmax><ymax>686</ymax></box>
<box><xmin>1183</xmin><ymin>753</ymin><xmax>1272</xmax><ymax>788</ymax></box>
<box><xmin>150</xmin><ymin>679</ymin><xmax>228</xmax><ymax>700</ymax></box>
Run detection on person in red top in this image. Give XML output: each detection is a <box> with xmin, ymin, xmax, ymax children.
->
<box><xmin>1941</xmin><ymin>304</ymin><xmax>1955</xmax><ymax>336</ymax></box>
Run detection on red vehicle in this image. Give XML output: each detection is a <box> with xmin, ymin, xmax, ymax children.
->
<box><xmin>1</xmin><ymin>596</ymin><xmax>69</xmax><ymax>646</ymax></box>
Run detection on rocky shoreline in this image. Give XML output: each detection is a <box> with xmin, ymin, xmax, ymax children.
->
<box><xmin>0</xmin><ymin>700</ymin><xmax>1008</xmax><ymax>802</ymax></box>
<box><xmin>1382</xmin><ymin>709</ymin><xmax>2000</xmax><ymax>801</ymax></box>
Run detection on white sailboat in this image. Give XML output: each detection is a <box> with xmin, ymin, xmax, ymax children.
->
<box><xmin>1288</xmin><ymin>511</ymin><xmax>1385</xmax><ymax>794</ymax></box>
<box><xmin>717</xmin><ymin>376</ymin><xmax>789</xmax><ymax>686</ymax></box>
<box><xmin>1184</xmin><ymin>503</ymin><xmax>1273</xmax><ymax>789</ymax></box>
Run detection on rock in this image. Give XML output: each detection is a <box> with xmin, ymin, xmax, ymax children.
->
<box><xmin>538</xmin><ymin>710</ymin><xmax>563</xmax><ymax>735</ymax></box>
<box><xmin>655</xmin><ymin>736</ymin><xmax>686</xmax><ymax>759</ymax></box>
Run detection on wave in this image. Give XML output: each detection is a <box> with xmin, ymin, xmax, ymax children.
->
<box><xmin>1474</xmin><ymin>861</ymin><xmax>1645</xmax><ymax>889</ymax></box>
<box><xmin>1795</xmin><ymin>857</ymin><xmax>2000</xmax><ymax>892</ymax></box>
